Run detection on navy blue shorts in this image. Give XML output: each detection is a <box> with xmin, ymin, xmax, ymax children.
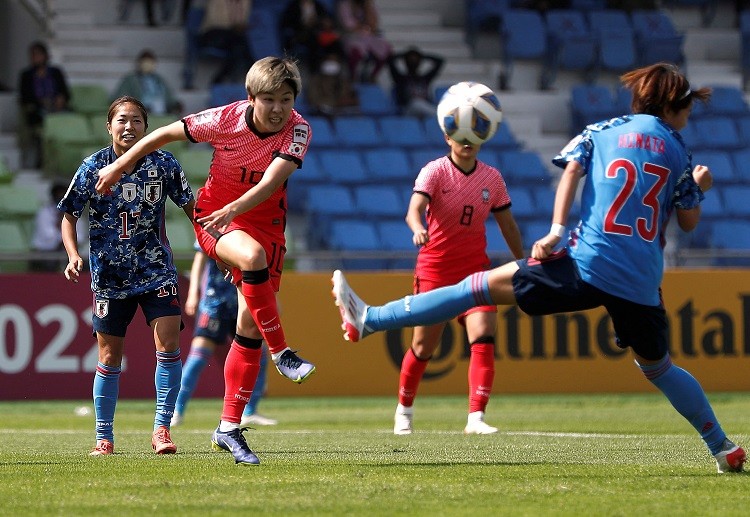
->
<box><xmin>512</xmin><ymin>251</ymin><xmax>668</xmax><ymax>360</ymax></box>
<box><xmin>92</xmin><ymin>285</ymin><xmax>183</xmax><ymax>337</ymax></box>
<box><xmin>194</xmin><ymin>310</ymin><xmax>236</xmax><ymax>344</ymax></box>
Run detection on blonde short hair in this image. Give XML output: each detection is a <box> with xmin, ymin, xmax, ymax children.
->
<box><xmin>245</xmin><ymin>57</ymin><xmax>302</xmax><ymax>99</ymax></box>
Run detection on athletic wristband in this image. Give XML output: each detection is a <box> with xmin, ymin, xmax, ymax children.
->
<box><xmin>550</xmin><ymin>223</ymin><xmax>566</xmax><ymax>238</ymax></box>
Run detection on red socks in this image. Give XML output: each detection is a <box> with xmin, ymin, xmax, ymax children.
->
<box><xmin>221</xmin><ymin>341</ymin><xmax>261</xmax><ymax>423</ymax></box>
<box><xmin>240</xmin><ymin>278</ymin><xmax>286</xmax><ymax>355</ymax></box>
<box><xmin>397</xmin><ymin>348</ymin><xmax>429</xmax><ymax>407</ymax></box>
<box><xmin>468</xmin><ymin>343</ymin><xmax>495</xmax><ymax>413</ymax></box>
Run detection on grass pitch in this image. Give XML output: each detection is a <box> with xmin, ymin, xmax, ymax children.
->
<box><xmin>1</xmin><ymin>394</ymin><xmax>749</xmax><ymax>516</ymax></box>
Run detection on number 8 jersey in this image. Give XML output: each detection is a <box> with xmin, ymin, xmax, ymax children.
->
<box><xmin>552</xmin><ymin>114</ymin><xmax>704</xmax><ymax>306</ymax></box>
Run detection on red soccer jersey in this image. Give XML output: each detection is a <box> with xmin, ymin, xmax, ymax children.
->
<box><xmin>414</xmin><ymin>155</ymin><xmax>511</xmax><ymax>283</ymax></box>
<box><xmin>183</xmin><ymin>101</ymin><xmax>311</xmax><ymax>224</ymax></box>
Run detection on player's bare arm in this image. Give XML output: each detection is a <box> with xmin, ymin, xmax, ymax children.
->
<box><xmin>196</xmin><ymin>157</ymin><xmax>296</xmax><ymax>233</ymax></box>
<box><xmin>95</xmin><ymin>121</ymin><xmax>187</xmax><ymax>194</ymax></box>
<box><xmin>533</xmin><ymin>160</ymin><xmax>582</xmax><ymax>260</ymax></box>
<box><xmin>61</xmin><ymin>213</ymin><xmax>83</xmax><ymax>283</ymax></box>
<box><xmin>405</xmin><ymin>192</ymin><xmax>429</xmax><ymax>246</ymax></box>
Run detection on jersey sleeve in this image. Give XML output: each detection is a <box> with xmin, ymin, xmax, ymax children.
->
<box><xmin>491</xmin><ymin>169</ymin><xmax>512</xmax><ymax>211</ymax></box>
<box><xmin>672</xmin><ymin>166</ymin><xmax>704</xmax><ymax>210</ymax></box>
<box><xmin>161</xmin><ymin>152</ymin><xmax>194</xmax><ymax>208</ymax></box>
<box><xmin>182</xmin><ymin>105</ymin><xmax>229</xmax><ymax>144</ymax></box>
<box><xmin>57</xmin><ymin>156</ymin><xmax>99</xmax><ymax>218</ymax></box>
<box><xmin>413</xmin><ymin>159</ymin><xmax>441</xmax><ymax>198</ymax></box>
<box><xmin>276</xmin><ymin>113</ymin><xmax>311</xmax><ymax>165</ymax></box>
<box><xmin>552</xmin><ymin>130</ymin><xmax>593</xmax><ymax>173</ymax></box>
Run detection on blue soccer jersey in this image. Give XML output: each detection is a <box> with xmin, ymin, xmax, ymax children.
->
<box><xmin>197</xmin><ymin>257</ymin><xmax>238</xmax><ymax>319</ymax></box>
<box><xmin>553</xmin><ymin>114</ymin><xmax>704</xmax><ymax>306</ymax></box>
<box><xmin>59</xmin><ymin>146</ymin><xmax>194</xmax><ymax>299</ymax></box>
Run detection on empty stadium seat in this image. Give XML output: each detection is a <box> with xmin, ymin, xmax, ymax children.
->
<box><xmin>730</xmin><ymin>148</ymin><xmax>750</xmax><ymax>183</ymax></box>
<box><xmin>721</xmin><ymin>186</ymin><xmax>750</xmax><ymax>217</ymax></box>
<box><xmin>570</xmin><ymin>84</ymin><xmax>618</xmax><ymax>133</ymax></box>
<box><xmin>586</xmin><ymin>10</ymin><xmax>637</xmax><ymax>73</ymax></box>
<box><xmin>42</xmin><ymin>112</ymin><xmax>97</xmax><ymax>176</ymax></box>
<box><xmin>499</xmin><ymin>150</ymin><xmax>551</xmax><ymax>186</ymax></box>
<box><xmin>378</xmin><ymin>116</ymin><xmax>431</xmax><ymax>148</ymax></box>
<box><xmin>544</xmin><ymin>9</ymin><xmax>598</xmax><ymax>89</ymax></box>
<box><xmin>0</xmin><ymin>185</ymin><xmax>41</xmax><ymax>219</ymax></box>
<box><xmin>356</xmin><ymin>84</ymin><xmax>397</xmax><ymax>115</ymax></box>
<box><xmin>332</xmin><ymin>116</ymin><xmax>384</xmax><ymax>147</ymax></box>
<box><xmin>175</xmin><ymin>148</ymin><xmax>213</xmax><ymax>184</ymax></box>
<box><xmin>499</xmin><ymin>9</ymin><xmax>548</xmax><ymax>90</ymax></box>
<box><xmin>631</xmin><ymin>10</ymin><xmax>685</xmax><ymax>67</ymax></box>
<box><xmin>692</xmin><ymin>117</ymin><xmax>743</xmax><ymax>151</ymax></box>
<box><xmin>307</xmin><ymin>116</ymin><xmax>337</xmax><ymax>148</ymax></box>
<box><xmin>353</xmin><ymin>185</ymin><xmax>406</xmax><ymax>218</ymax></box>
<box><xmin>328</xmin><ymin>219</ymin><xmax>386</xmax><ymax>270</ymax></box>
<box><xmin>376</xmin><ymin>219</ymin><xmax>418</xmax><ymax>270</ymax></box>
<box><xmin>209</xmin><ymin>83</ymin><xmax>247</xmax><ymax>107</ymax></box>
<box><xmin>69</xmin><ymin>84</ymin><xmax>111</xmax><ymax>116</ymax></box>
<box><xmin>305</xmin><ymin>184</ymin><xmax>357</xmax><ymax>216</ymax></box>
<box><xmin>363</xmin><ymin>148</ymin><xmax>413</xmax><ymax>184</ymax></box>
<box><xmin>691</xmin><ymin>150</ymin><xmax>736</xmax><ymax>184</ymax></box>
<box><xmin>318</xmin><ymin>149</ymin><xmax>370</xmax><ymax>184</ymax></box>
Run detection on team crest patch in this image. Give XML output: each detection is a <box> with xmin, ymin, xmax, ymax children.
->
<box><xmin>293</xmin><ymin>124</ymin><xmax>309</xmax><ymax>144</ymax></box>
<box><xmin>144</xmin><ymin>181</ymin><xmax>163</xmax><ymax>204</ymax></box>
<box><xmin>482</xmin><ymin>188</ymin><xmax>490</xmax><ymax>203</ymax></box>
<box><xmin>148</xmin><ymin>168</ymin><xmax>158</xmax><ymax>178</ymax></box>
<box><xmin>122</xmin><ymin>183</ymin><xmax>137</xmax><ymax>202</ymax></box>
<box><xmin>288</xmin><ymin>142</ymin><xmax>305</xmax><ymax>157</ymax></box>
<box><xmin>95</xmin><ymin>300</ymin><xmax>109</xmax><ymax>318</ymax></box>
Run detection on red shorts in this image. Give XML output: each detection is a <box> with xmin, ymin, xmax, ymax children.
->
<box><xmin>413</xmin><ymin>274</ymin><xmax>496</xmax><ymax>327</ymax></box>
<box><xmin>194</xmin><ymin>189</ymin><xmax>286</xmax><ymax>291</ymax></box>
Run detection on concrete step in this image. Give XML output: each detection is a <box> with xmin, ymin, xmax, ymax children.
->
<box><xmin>55</xmin><ymin>26</ymin><xmax>184</xmax><ymax>59</ymax></box>
<box><xmin>684</xmin><ymin>28</ymin><xmax>741</xmax><ymax>62</ymax></box>
<box><xmin>380</xmin><ymin>11</ymin><xmax>442</xmax><ymax>27</ymax></box>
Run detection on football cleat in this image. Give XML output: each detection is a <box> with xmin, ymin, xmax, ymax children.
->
<box><xmin>273</xmin><ymin>348</ymin><xmax>316</xmax><ymax>384</ymax></box>
<box><xmin>151</xmin><ymin>425</ymin><xmax>177</xmax><ymax>454</ymax></box>
<box><xmin>211</xmin><ymin>426</ymin><xmax>260</xmax><ymax>466</ymax></box>
<box><xmin>331</xmin><ymin>269</ymin><xmax>371</xmax><ymax>342</ymax></box>
<box><xmin>464</xmin><ymin>411</ymin><xmax>499</xmax><ymax>435</ymax></box>
<box><xmin>394</xmin><ymin>404</ymin><xmax>414</xmax><ymax>435</ymax></box>
<box><xmin>714</xmin><ymin>438</ymin><xmax>746</xmax><ymax>473</ymax></box>
<box><xmin>240</xmin><ymin>414</ymin><xmax>278</xmax><ymax>427</ymax></box>
<box><xmin>90</xmin><ymin>439</ymin><xmax>114</xmax><ymax>456</ymax></box>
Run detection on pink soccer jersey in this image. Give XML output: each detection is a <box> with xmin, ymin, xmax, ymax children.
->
<box><xmin>183</xmin><ymin>101</ymin><xmax>311</xmax><ymax>221</ymax></box>
<box><xmin>414</xmin><ymin>156</ymin><xmax>511</xmax><ymax>282</ymax></box>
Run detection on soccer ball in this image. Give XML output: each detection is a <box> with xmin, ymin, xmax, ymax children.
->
<box><xmin>437</xmin><ymin>81</ymin><xmax>503</xmax><ymax>145</ymax></box>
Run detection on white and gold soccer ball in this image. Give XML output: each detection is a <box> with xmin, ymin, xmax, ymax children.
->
<box><xmin>436</xmin><ymin>81</ymin><xmax>503</xmax><ymax>145</ymax></box>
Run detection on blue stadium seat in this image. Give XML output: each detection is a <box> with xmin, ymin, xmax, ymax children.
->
<box><xmin>377</xmin><ymin>219</ymin><xmax>418</xmax><ymax>270</ymax></box>
<box><xmin>247</xmin><ymin>8</ymin><xmax>282</xmax><ymax>58</ymax></box>
<box><xmin>332</xmin><ymin>116</ymin><xmax>384</xmax><ymax>147</ymax></box>
<box><xmin>730</xmin><ymin>148</ymin><xmax>750</xmax><ymax>183</ymax></box>
<box><xmin>709</xmin><ymin>219</ymin><xmax>750</xmax><ymax>266</ymax></box>
<box><xmin>499</xmin><ymin>150</ymin><xmax>552</xmax><ymax>186</ymax></box>
<box><xmin>328</xmin><ymin>219</ymin><xmax>387</xmax><ymax>270</ymax></box>
<box><xmin>499</xmin><ymin>9</ymin><xmax>548</xmax><ymax>90</ymax></box>
<box><xmin>586</xmin><ymin>10</ymin><xmax>637</xmax><ymax>73</ymax></box>
<box><xmin>409</xmin><ymin>148</ymin><xmax>450</xmax><ymax>171</ymax></box>
<box><xmin>741</xmin><ymin>10</ymin><xmax>750</xmax><ymax>89</ymax></box>
<box><xmin>570</xmin><ymin>84</ymin><xmax>618</xmax><ymax>133</ymax></box>
<box><xmin>615</xmin><ymin>86</ymin><xmax>632</xmax><ymax>115</ymax></box>
<box><xmin>421</xmin><ymin>116</ymin><xmax>450</xmax><ymax>146</ymax></box>
<box><xmin>483</xmin><ymin>120</ymin><xmax>521</xmax><ymax>151</ymax></box>
<box><xmin>287</xmin><ymin>154</ymin><xmax>328</xmax><ymax>211</ymax></box>
<box><xmin>721</xmin><ymin>186</ymin><xmax>750</xmax><ymax>217</ymax></box>
<box><xmin>356</xmin><ymin>84</ymin><xmax>397</xmax><ymax>115</ymax></box>
<box><xmin>691</xmin><ymin>150</ymin><xmax>736</xmax><ymax>184</ymax></box>
<box><xmin>183</xmin><ymin>7</ymin><xmax>230</xmax><ymax>89</ymax></box>
<box><xmin>306</xmin><ymin>116</ymin><xmax>337</xmax><ymax>148</ymax></box>
<box><xmin>305</xmin><ymin>184</ymin><xmax>356</xmax><ymax>216</ymax></box>
<box><xmin>378</xmin><ymin>116</ymin><xmax>431</xmax><ymax>148</ymax></box>
<box><xmin>353</xmin><ymin>185</ymin><xmax>407</xmax><ymax>218</ymax></box>
<box><xmin>705</xmin><ymin>86</ymin><xmax>749</xmax><ymax>118</ymax></box>
<box><xmin>679</xmin><ymin>122</ymin><xmax>701</xmax><ymax>150</ymax></box>
<box><xmin>209</xmin><ymin>83</ymin><xmax>247</xmax><ymax>107</ymax></box>
<box><xmin>363</xmin><ymin>148</ymin><xmax>414</xmax><ymax>184</ymax></box>
<box><xmin>692</xmin><ymin>117</ymin><xmax>743</xmax><ymax>151</ymax></box>
<box><xmin>505</xmin><ymin>186</ymin><xmax>535</xmax><ymax>218</ymax></box>
<box><xmin>543</xmin><ymin>9</ymin><xmax>598</xmax><ymax>89</ymax></box>
<box><xmin>465</xmin><ymin>0</ymin><xmax>510</xmax><ymax>46</ymax></box>
<box><xmin>318</xmin><ymin>149</ymin><xmax>370</xmax><ymax>184</ymax></box>
<box><xmin>631</xmin><ymin>10</ymin><xmax>685</xmax><ymax>67</ymax></box>
<box><xmin>699</xmin><ymin>188</ymin><xmax>724</xmax><ymax>219</ymax></box>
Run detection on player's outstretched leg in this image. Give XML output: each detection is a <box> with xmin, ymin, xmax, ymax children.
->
<box><xmin>272</xmin><ymin>348</ymin><xmax>316</xmax><ymax>383</ymax></box>
<box><xmin>332</xmin><ymin>269</ymin><xmax>371</xmax><ymax>342</ymax></box>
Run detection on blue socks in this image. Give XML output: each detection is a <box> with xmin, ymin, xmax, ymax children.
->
<box><xmin>175</xmin><ymin>346</ymin><xmax>212</xmax><ymax>415</ymax></box>
<box><xmin>154</xmin><ymin>349</ymin><xmax>182</xmax><ymax>429</ymax></box>
<box><xmin>638</xmin><ymin>355</ymin><xmax>726</xmax><ymax>455</ymax></box>
<box><xmin>366</xmin><ymin>272</ymin><xmax>493</xmax><ymax>331</ymax></box>
<box><xmin>93</xmin><ymin>362</ymin><xmax>120</xmax><ymax>442</ymax></box>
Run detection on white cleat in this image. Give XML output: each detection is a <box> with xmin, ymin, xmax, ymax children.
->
<box><xmin>240</xmin><ymin>414</ymin><xmax>278</xmax><ymax>427</ymax></box>
<box><xmin>331</xmin><ymin>270</ymin><xmax>371</xmax><ymax>342</ymax></box>
<box><xmin>394</xmin><ymin>404</ymin><xmax>414</xmax><ymax>435</ymax></box>
<box><xmin>714</xmin><ymin>438</ymin><xmax>746</xmax><ymax>473</ymax></box>
<box><xmin>464</xmin><ymin>411</ymin><xmax>499</xmax><ymax>435</ymax></box>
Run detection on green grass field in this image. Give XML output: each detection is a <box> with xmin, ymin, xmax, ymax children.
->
<box><xmin>1</xmin><ymin>393</ymin><xmax>749</xmax><ymax>516</ymax></box>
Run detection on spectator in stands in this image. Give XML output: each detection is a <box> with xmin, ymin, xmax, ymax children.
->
<box><xmin>172</xmin><ymin>248</ymin><xmax>277</xmax><ymax>428</ymax></box>
<box><xmin>333</xmin><ymin>63</ymin><xmax>748</xmax><ymax>474</ymax></box>
<box><xmin>113</xmin><ymin>49</ymin><xmax>183</xmax><ymax>115</ymax></box>
<box><xmin>388</xmin><ymin>47</ymin><xmax>444</xmax><ymax>118</ymax></box>
<box><xmin>118</xmin><ymin>0</ymin><xmax>175</xmax><ymax>26</ymax></box>
<box><xmin>337</xmin><ymin>0</ymin><xmax>392</xmax><ymax>83</ymax></box>
<box><xmin>391</xmin><ymin>114</ymin><xmax>524</xmax><ymax>436</ymax></box>
<box><xmin>17</xmin><ymin>41</ymin><xmax>71</xmax><ymax>169</ymax></box>
<box><xmin>279</xmin><ymin>0</ymin><xmax>335</xmax><ymax>73</ymax></box>
<box><xmin>199</xmin><ymin>0</ymin><xmax>254</xmax><ymax>85</ymax></box>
